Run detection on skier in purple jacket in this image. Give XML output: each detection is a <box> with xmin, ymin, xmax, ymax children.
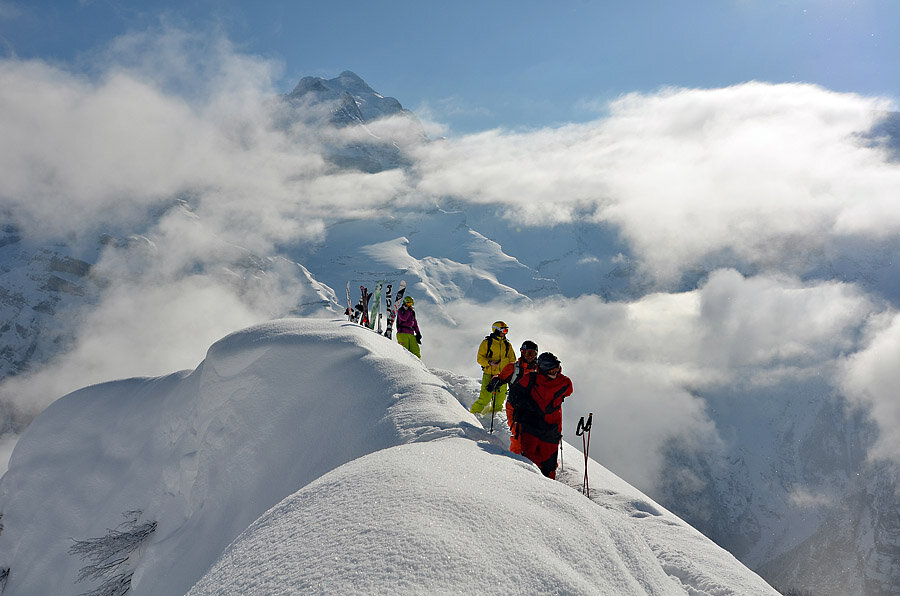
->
<box><xmin>396</xmin><ymin>295</ymin><xmax>421</xmax><ymax>358</ymax></box>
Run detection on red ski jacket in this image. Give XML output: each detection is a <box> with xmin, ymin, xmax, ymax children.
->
<box><xmin>510</xmin><ymin>370</ymin><xmax>573</xmax><ymax>441</ymax></box>
<box><xmin>498</xmin><ymin>358</ymin><xmax>537</xmax><ymax>387</ymax></box>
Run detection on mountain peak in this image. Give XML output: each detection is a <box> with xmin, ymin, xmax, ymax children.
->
<box><xmin>287</xmin><ymin>71</ymin><xmax>404</xmax><ymax>123</ymax></box>
<box><xmin>281</xmin><ymin>70</ymin><xmax>428</xmax><ymax>172</ymax></box>
<box><xmin>336</xmin><ymin>70</ymin><xmax>372</xmax><ymax>90</ymax></box>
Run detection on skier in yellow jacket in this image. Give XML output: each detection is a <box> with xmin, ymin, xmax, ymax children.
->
<box><xmin>470</xmin><ymin>321</ymin><xmax>517</xmax><ymax>415</ymax></box>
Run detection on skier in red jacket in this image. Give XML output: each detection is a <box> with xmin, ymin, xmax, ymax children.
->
<box><xmin>508</xmin><ymin>352</ymin><xmax>573</xmax><ymax>479</ymax></box>
<box><xmin>485</xmin><ymin>340</ymin><xmax>539</xmax><ymax>454</ymax></box>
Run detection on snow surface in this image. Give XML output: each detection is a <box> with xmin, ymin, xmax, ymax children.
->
<box><xmin>0</xmin><ymin>319</ymin><xmax>778</xmax><ymax>595</ymax></box>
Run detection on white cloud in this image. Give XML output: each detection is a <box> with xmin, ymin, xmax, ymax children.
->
<box><xmin>0</xmin><ymin>208</ymin><xmax>329</xmax><ymax>420</ymax></box>
<box><xmin>0</xmin><ymin>26</ymin><xmax>417</xmax><ymax>248</ymax></box>
<box><xmin>693</xmin><ymin>269</ymin><xmax>876</xmax><ymax>384</ymax></box>
<box><xmin>410</xmin><ymin>102</ymin><xmax>451</xmax><ymax>138</ymax></box>
<box><xmin>0</xmin><ymin>432</ymin><xmax>16</xmax><ymax>476</ymax></box>
<box><xmin>414</xmin><ymin>82</ymin><xmax>900</xmax><ymax>286</ymax></box>
<box><xmin>840</xmin><ymin>311</ymin><xmax>900</xmax><ymax>462</ymax></box>
<box><xmin>419</xmin><ymin>269</ymin><xmax>882</xmax><ymax>491</ymax></box>
<box><xmin>7</xmin><ymin>34</ymin><xmax>899</xmax><ymax>289</ymax></box>
<box><xmin>788</xmin><ymin>487</ymin><xmax>835</xmax><ymax>509</ymax></box>
<box><xmin>598</xmin><ymin>84</ymin><xmax>900</xmax><ymax>282</ymax></box>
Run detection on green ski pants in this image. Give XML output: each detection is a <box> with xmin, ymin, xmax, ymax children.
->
<box><xmin>470</xmin><ymin>372</ymin><xmax>507</xmax><ymax>414</ymax></box>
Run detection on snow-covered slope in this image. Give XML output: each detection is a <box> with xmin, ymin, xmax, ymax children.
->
<box><xmin>0</xmin><ymin>319</ymin><xmax>778</xmax><ymax>596</ymax></box>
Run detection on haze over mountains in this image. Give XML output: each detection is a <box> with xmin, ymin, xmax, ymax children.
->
<box><xmin>1</xmin><ymin>62</ymin><xmax>900</xmax><ymax>594</ymax></box>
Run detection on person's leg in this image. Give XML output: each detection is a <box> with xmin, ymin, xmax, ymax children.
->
<box><xmin>521</xmin><ymin>435</ymin><xmax>559</xmax><ymax>478</ymax></box>
<box><xmin>519</xmin><ymin>432</ymin><xmax>541</xmax><ymax>469</ymax></box>
<box><xmin>396</xmin><ymin>333</ymin><xmax>421</xmax><ymax>358</ymax></box>
<box><xmin>469</xmin><ymin>373</ymin><xmax>496</xmax><ymax>413</ymax></box>
<box><xmin>489</xmin><ymin>384</ymin><xmax>508</xmax><ymax>413</ymax></box>
<box><xmin>539</xmin><ymin>448</ymin><xmax>559</xmax><ymax>479</ymax></box>
<box><xmin>506</xmin><ymin>402</ymin><xmax>521</xmax><ymax>454</ymax></box>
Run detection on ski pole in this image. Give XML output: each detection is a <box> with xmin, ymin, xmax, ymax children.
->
<box><xmin>489</xmin><ymin>390</ymin><xmax>497</xmax><ymax>433</ymax></box>
<box><xmin>558</xmin><ymin>417</ymin><xmax>564</xmax><ymax>473</ymax></box>
<box><xmin>576</xmin><ymin>413</ymin><xmax>593</xmax><ymax>498</ymax></box>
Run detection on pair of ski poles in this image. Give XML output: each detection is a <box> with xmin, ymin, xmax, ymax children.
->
<box><xmin>575</xmin><ymin>413</ymin><xmax>593</xmax><ymax>498</ymax></box>
<box><xmin>485</xmin><ymin>392</ymin><xmax>591</xmax><ymax>499</ymax></box>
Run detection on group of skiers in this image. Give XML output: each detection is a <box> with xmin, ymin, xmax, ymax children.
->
<box><xmin>380</xmin><ymin>292</ymin><xmax>573</xmax><ymax>480</ymax></box>
<box><xmin>471</xmin><ymin>321</ymin><xmax>573</xmax><ymax>480</ymax></box>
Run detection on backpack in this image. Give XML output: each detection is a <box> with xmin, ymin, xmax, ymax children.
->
<box><xmin>483</xmin><ymin>334</ymin><xmax>511</xmax><ymax>362</ymax></box>
<box><xmin>508</xmin><ymin>360</ymin><xmax>526</xmax><ymax>388</ymax></box>
<box><xmin>506</xmin><ymin>368</ymin><xmax>533</xmax><ymax>407</ymax></box>
<box><xmin>510</xmin><ymin>372</ymin><xmax>563</xmax><ymax>444</ymax></box>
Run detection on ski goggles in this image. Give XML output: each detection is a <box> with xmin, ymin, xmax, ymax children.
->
<box><xmin>521</xmin><ymin>349</ymin><xmax>537</xmax><ymax>358</ymax></box>
<box><xmin>498</xmin><ymin>326</ymin><xmax>509</xmax><ymax>334</ymax></box>
<box><xmin>545</xmin><ymin>366</ymin><xmax>561</xmax><ymax>376</ymax></box>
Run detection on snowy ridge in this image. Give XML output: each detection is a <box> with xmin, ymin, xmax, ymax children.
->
<box><xmin>0</xmin><ymin>319</ymin><xmax>777</xmax><ymax>595</ymax></box>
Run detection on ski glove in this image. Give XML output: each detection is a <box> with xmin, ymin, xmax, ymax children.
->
<box><xmin>415</xmin><ymin>332</ymin><xmax>422</xmax><ymax>343</ymax></box>
<box><xmin>485</xmin><ymin>376</ymin><xmax>502</xmax><ymax>393</ymax></box>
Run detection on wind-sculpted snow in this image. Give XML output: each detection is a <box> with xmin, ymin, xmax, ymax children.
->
<box><xmin>0</xmin><ymin>319</ymin><xmax>778</xmax><ymax>595</ymax></box>
<box><xmin>190</xmin><ymin>436</ymin><xmax>780</xmax><ymax>596</ymax></box>
<box><xmin>0</xmin><ymin>319</ymin><xmax>466</xmax><ymax>595</ymax></box>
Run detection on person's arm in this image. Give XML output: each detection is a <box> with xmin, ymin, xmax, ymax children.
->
<box><xmin>476</xmin><ymin>339</ymin><xmax>490</xmax><ymax>368</ymax></box>
<box><xmin>502</xmin><ymin>342</ymin><xmax>517</xmax><ymax>369</ymax></box>
<box><xmin>498</xmin><ymin>361</ymin><xmax>515</xmax><ymax>383</ymax></box>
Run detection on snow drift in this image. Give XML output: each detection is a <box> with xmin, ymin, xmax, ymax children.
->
<box><xmin>0</xmin><ymin>319</ymin><xmax>778</xmax><ymax>595</ymax></box>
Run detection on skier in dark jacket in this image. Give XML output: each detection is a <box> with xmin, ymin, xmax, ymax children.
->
<box><xmin>508</xmin><ymin>352</ymin><xmax>573</xmax><ymax>479</ymax></box>
<box><xmin>485</xmin><ymin>340</ymin><xmax>538</xmax><ymax>454</ymax></box>
<box><xmin>395</xmin><ymin>295</ymin><xmax>421</xmax><ymax>358</ymax></box>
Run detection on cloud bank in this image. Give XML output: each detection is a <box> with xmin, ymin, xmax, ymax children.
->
<box><xmin>841</xmin><ymin>311</ymin><xmax>900</xmax><ymax>461</ymax></box>
<box><xmin>423</xmin><ymin>268</ymin><xmax>881</xmax><ymax>489</ymax></box>
<box><xmin>413</xmin><ymin>82</ymin><xmax>900</xmax><ymax>286</ymax></box>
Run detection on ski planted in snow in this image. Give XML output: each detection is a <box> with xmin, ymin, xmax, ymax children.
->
<box><xmin>383</xmin><ymin>284</ymin><xmax>392</xmax><ymax>334</ymax></box>
<box><xmin>346</xmin><ymin>281</ymin><xmax>354</xmax><ymax>322</ymax></box>
<box><xmin>359</xmin><ymin>286</ymin><xmax>371</xmax><ymax>327</ymax></box>
<box><xmin>369</xmin><ymin>280</ymin><xmax>384</xmax><ymax>331</ymax></box>
<box><xmin>384</xmin><ymin>280</ymin><xmax>406</xmax><ymax>339</ymax></box>
<box><xmin>352</xmin><ymin>295</ymin><xmax>365</xmax><ymax>324</ymax></box>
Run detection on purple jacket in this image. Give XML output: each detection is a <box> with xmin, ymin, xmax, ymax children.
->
<box><xmin>396</xmin><ymin>306</ymin><xmax>420</xmax><ymax>336</ymax></box>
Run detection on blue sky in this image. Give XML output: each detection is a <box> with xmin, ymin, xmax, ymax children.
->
<box><xmin>1</xmin><ymin>0</ymin><xmax>898</xmax><ymax>133</ymax></box>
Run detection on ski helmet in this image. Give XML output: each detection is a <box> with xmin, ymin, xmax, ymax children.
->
<box><xmin>492</xmin><ymin>321</ymin><xmax>509</xmax><ymax>334</ymax></box>
<box><xmin>537</xmin><ymin>352</ymin><xmax>561</xmax><ymax>374</ymax></box>
<box><xmin>403</xmin><ymin>296</ymin><xmax>414</xmax><ymax>305</ymax></box>
<box><xmin>520</xmin><ymin>340</ymin><xmax>538</xmax><ymax>352</ymax></box>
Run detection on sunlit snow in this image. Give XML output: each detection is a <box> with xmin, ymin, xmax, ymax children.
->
<box><xmin>0</xmin><ymin>319</ymin><xmax>777</xmax><ymax>595</ymax></box>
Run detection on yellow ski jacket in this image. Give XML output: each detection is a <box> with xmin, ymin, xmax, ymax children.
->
<box><xmin>477</xmin><ymin>333</ymin><xmax>517</xmax><ymax>376</ymax></box>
